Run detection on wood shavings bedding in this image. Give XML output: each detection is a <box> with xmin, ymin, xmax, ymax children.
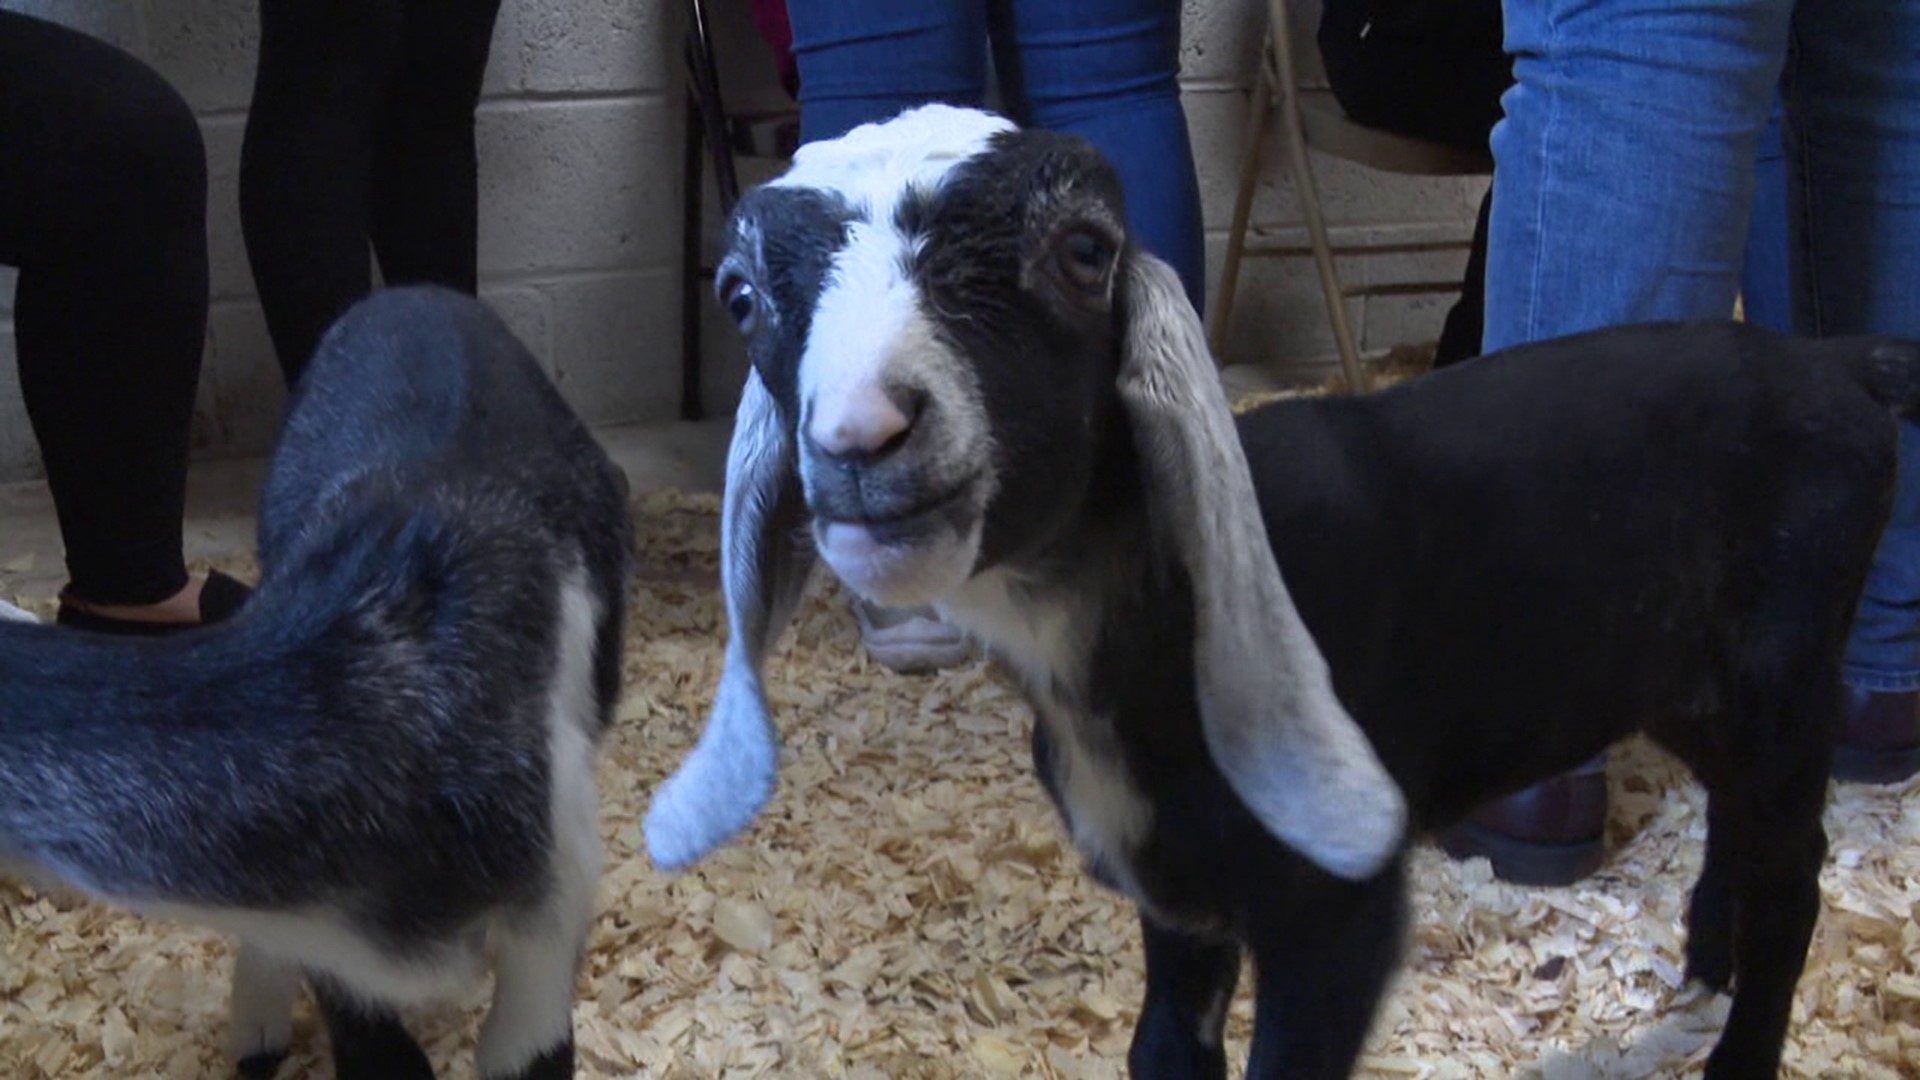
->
<box><xmin>4</xmin><ymin>481</ymin><xmax>1917</xmax><ymax>1080</ymax></box>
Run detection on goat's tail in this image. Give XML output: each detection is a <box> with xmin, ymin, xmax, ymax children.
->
<box><xmin>1852</xmin><ymin>339</ymin><xmax>1920</xmax><ymax>416</ymax></box>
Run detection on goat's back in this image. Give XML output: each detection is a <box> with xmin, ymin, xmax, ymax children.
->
<box><xmin>259</xmin><ymin>286</ymin><xmax>628</xmax><ymax>586</ymax></box>
<box><xmin>1236</xmin><ymin>320</ymin><xmax>1904</xmax><ymax>820</ymax></box>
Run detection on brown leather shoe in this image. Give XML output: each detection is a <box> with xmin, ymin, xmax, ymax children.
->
<box><xmin>1438</xmin><ymin>753</ymin><xmax>1609</xmax><ymax>886</ymax></box>
<box><xmin>1834</xmin><ymin>688</ymin><xmax>1920</xmax><ymax>784</ymax></box>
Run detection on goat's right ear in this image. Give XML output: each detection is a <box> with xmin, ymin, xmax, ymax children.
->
<box><xmin>645</xmin><ymin>370</ymin><xmax>816</xmax><ymax>869</ymax></box>
<box><xmin>1116</xmin><ymin>253</ymin><xmax>1406</xmax><ymax>881</ymax></box>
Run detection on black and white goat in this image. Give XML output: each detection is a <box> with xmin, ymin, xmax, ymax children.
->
<box><xmin>646</xmin><ymin>106</ymin><xmax>1920</xmax><ymax>1079</ymax></box>
<box><xmin>0</xmin><ymin>287</ymin><xmax>632</xmax><ymax>1080</ymax></box>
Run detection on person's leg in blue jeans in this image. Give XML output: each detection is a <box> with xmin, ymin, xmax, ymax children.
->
<box><xmin>1446</xmin><ymin>0</ymin><xmax>1796</xmax><ymax>887</ymax></box>
<box><xmin>789</xmin><ymin>5</ymin><xmax>989</xmax><ymax>145</ymax></box>
<box><xmin>1785</xmin><ymin>0</ymin><xmax>1920</xmax><ymax>780</ymax></box>
<box><xmin>992</xmin><ymin>0</ymin><xmax>1204</xmax><ymax>309</ymax></box>
<box><xmin>787</xmin><ymin>0</ymin><xmax>1204</xmax><ymax>670</ymax></box>
<box><xmin>1741</xmin><ymin>96</ymin><xmax>1792</xmax><ymax>333</ymax></box>
<box><xmin>790</xmin><ymin>0</ymin><xmax>1203</xmax><ymax>309</ymax></box>
<box><xmin>1457</xmin><ymin>0</ymin><xmax>1920</xmax><ymax>889</ymax></box>
<box><xmin>1483</xmin><ymin>0</ymin><xmax>1792</xmax><ymax>350</ymax></box>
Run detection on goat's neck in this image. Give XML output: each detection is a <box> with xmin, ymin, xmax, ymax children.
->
<box><xmin>941</xmin><ymin>504</ymin><xmax>1168</xmax><ymax>711</ymax></box>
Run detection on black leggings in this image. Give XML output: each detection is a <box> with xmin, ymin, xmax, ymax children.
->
<box><xmin>0</xmin><ymin>11</ymin><xmax>206</xmax><ymax>606</ymax></box>
<box><xmin>240</xmin><ymin>0</ymin><xmax>502</xmax><ymax>386</ymax></box>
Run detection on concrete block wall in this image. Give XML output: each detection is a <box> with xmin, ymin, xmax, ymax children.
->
<box><xmin>0</xmin><ymin>0</ymin><xmax>1485</xmax><ymax>484</ymax></box>
<box><xmin>0</xmin><ymin>0</ymin><xmax>686</xmax><ymax>484</ymax></box>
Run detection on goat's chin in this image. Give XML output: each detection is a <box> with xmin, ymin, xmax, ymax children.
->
<box><xmin>815</xmin><ymin>520</ymin><xmax>980</xmax><ymax>608</ymax></box>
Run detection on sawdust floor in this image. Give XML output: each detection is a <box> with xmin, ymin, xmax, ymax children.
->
<box><xmin>4</xmin><ymin>488</ymin><xmax>1918</xmax><ymax>1080</ymax></box>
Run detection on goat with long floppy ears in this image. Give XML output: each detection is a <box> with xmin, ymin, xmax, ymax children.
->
<box><xmin>644</xmin><ymin>104</ymin><xmax>1407</xmax><ymax>887</ymax></box>
<box><xmin>648</xmin><ymin>106</ymin><xmax>1908</xmax><ymax>1078</ymax></box>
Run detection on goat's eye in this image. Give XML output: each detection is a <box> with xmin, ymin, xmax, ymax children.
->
<box><xmin>1059</xmin><ymin>228</ymin><xmax>1116</xmax><ymax>289</ymax></box>
<box><xmin>721</xmin><ymin>276</ymin><xmax>760</xmax><ymax>332</ymax></box>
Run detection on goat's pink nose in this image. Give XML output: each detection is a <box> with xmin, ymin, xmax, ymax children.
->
<box><xmin>809</xmin><ymin>384</ymin><xmax>917</xmax><ymax>458</ymax></box>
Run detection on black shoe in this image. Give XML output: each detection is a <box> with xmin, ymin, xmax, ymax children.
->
<box><xmin>1833</xmin><ymin>688</ymin><xmax>1920</xmax><ymax>785</ymax></box>
<box><xmin>1438</xmin><ymin>753</ymin><xmax>1609</xmax><ymax>886</ymax></box>
<box><xmin>56</xmin><ymin>569</ymin><xmax>252</xmax><ymax>636</ymax></box>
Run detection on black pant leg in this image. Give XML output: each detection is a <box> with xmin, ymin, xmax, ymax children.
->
<box><xmin>0</xmin><ymin>10</ymin><xmax>206</xmax><ymax>605</ymax></box>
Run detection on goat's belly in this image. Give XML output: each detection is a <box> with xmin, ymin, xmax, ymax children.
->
<box><xmin>141</xmin><ymin>899</ymin><xmax>491</xmax><ymax>1004</ymax></box>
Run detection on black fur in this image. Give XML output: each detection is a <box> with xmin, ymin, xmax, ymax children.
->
<box><xmin>723</xmin><ymin>120</ymin><xmax>1915</xmax><ymax>1080</ymax></box>
<box><xmin>0</xmin><ymin>286</ymin><xmax>634</xmax><ymax>1080</ymax></box>
<box><xmin>1067</xmin><ymin>320</ymin><xmax>1901</xmax><ymax>1079</ymax></box>
<box><xmin>718</xmin><ymin>184</ymin><xmax>859</xmax><ymax>412</ymax></box>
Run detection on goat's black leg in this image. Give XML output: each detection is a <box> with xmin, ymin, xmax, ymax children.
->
<box><xmin>1242</xmin><ymin>859</ymin><xmax>1405</xmax><ymax>1080</ymax></box>
<box><xmin>1702</xmin><ymin>810</ymin><xmax>1825</xmax><ymax>1080</ymax></box>
<box><xmin>1696</xmin><ymin>613</ymin><xmax>1842</xmax><ymax>1080</ymax></box>
<box><xmin>1684</xmin><ymin>796</ymin><xmax>1737</xmax><ymax>992</ymax></box>
<box><xmin>1127</xmin><ymin>914</ymin><xmax>1242</xmax><ymax>1080</ymax></box>
<box><xmin>311</xmin><ymin>976</ymin><xmax>435</xmax><ymax>1080</ymax></box>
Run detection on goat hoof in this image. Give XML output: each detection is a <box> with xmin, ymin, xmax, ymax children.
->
<box><xmin>236</xmin><ymin>1050</ymin><xmax>288</xmax><ymax>1080</ymax></box>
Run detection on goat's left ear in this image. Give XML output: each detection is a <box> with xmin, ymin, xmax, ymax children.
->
<box><xmin>645</xmin><ymin>370</ymin><xmax>816</xmax><ymax>869</ymax></box>
<box><xmin>1117</xmin><ymin>252</ymin><xmax>1406</xmax><ymax>880</ymax></box>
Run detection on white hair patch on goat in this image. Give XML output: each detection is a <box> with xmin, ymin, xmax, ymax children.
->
<box><xmin>770</xmin><ymin>103</ymin><xmax>1013</xmax><ymax>216</ymax></box>
<box><xmin>142</xmin><ymin>898</ymin><xmax>487</xmax><ymax>1008</ymax></box>
<box><xmin>800</xmin><ymin>219</ymin><xmax>922</xmax><ymax>446</ymax></box>
<box><xmin>227</xmin><ymin>944</ymin><xmax>299</xmax><ymax>1064</ymax></box>
<box><xmin>943</xmin><ymin>569</ymin><xmax>1154</xmax><ymax>892</ymax></box>
<box><xmin>478</xmin><ymin>565</ymin><xmax>603</xmax><ymax>1079</ymax></box>
<box><xmin>0</xmin><ymin>599</ymin><xmax>38</xmax><ymax>623</ymax></box>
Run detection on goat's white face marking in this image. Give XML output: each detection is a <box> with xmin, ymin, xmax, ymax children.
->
<box><xmin>770</xmin><ymin>103</ymin><xmax>1014</xmax><ymax>209</ymax></box>
<box><xmin>800</xmin><ymin>220</ymin><xmax>918</xmax><ymax>452</ymax></box>
<box><xmin>805</xmin><ymin>295</ymin><xmax>993</xmax><ymax>607</ymax></box>
<box><xmin>784</xmin><ymin>106</ymin><xmax>1009</xmax><ymax>608</ymax></box>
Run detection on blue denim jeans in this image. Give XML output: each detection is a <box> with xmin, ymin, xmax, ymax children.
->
<box><xmin>1742</xmin><ymin>98</ymin><xmax>1792</xmax><ymax>335</ymax></box>
<box><xmin>1487</xmin><ymin>0</ymin><xmax>1920</xmax><ymax>691</ymax></box>
<box><xmin>785</xmin><ymin>0</ymin><xmax>1205</xmax><ymax>310</ymax></box>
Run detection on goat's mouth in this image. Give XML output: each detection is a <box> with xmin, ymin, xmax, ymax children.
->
<box><xmin>812</xmin><ymin>476</ymin><xmax>985</xmax><ymax>607</ymax></box>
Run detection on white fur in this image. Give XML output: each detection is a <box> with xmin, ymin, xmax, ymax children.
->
<box><xmin>1198</xmin><ymin>982</ymin><xmax>1233</xmax><ymax>1049</ymax></box>
<box><xmin>146</xmin><ymin>900</ymin><xmax>489</xmax><ymax>1007</ymax></box>
<box><xmin>769</xmin><ymin>103</ymin><xmax>1013</xmax><ymax>213</ymax></box>
<box><xmin>804</xmin><ymin>307</ymin><xmax>997</xmax><ymax>609</ymax></box>
<box><xmin>801</xmin><ymin>221</ymin><xmax>920</xmax><ymax>450</ymax></box>
<box><xmin>0</xmin><ymin>599</ymin><xmax>38</xmax><ymax>623</ymax></box>
<box><xmin>646</xmin><ymin>374</ymin><xmax>795</xmax><ymax>869</ymax></box>
<box><xmin>478</xmin><ymin>569</ymin><xmax>603</xmax><ymax>1079</ymax></box>
<box><xmin>227</xmin><ymin>944</ymin><xmax>300</xmax><ymax>1064</ymax></box>
<box><xmin>644</xmin><ymin>656</ymin><xmax>777</xmax><ymax>871</ymax></box>
<box><xmin>944</xmin><ymin>569</ymin><xmax>1153</xmax><ymax>890</ymax></box>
